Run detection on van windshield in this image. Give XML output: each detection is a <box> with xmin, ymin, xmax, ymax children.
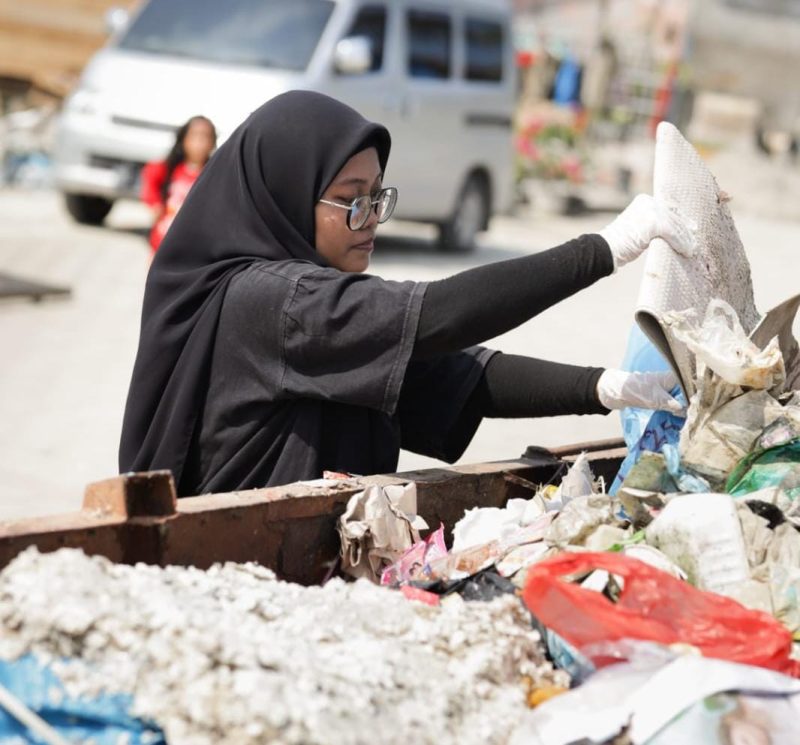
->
<box><xmin>117</xmin><ymin>0</ymin><xmax>335</xmax><ymax>71</ymax></box>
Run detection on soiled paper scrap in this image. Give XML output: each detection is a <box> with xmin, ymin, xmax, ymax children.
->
<box><xmin>551</xmin><ymin>452</ymin><xmax>596</xmax><ymax>509</ymax></box>
<box><xmin>545</xmin><ymin>495</ymin><xmax>621</xmax><ymax>546</ymax></box>
<box><xmin>510</xmin><ymin>654</ymin><xmax>800</xmax><ymax>745</ymax></box>
<box><xmin>423</xmin><ymin>513</ymin><xmax>555</xmax><ymax>582</ymax></box>
<box><xmin>452</xmin><ymin>498</ymin><xmax>546</xmax><ymax>553</ymax></box>
<box><xmin>338</xmin><ymin>483</ymin><xmax>427</xmax><ymax>582</ymax></box>
<box><xmin>680</xmin><ymin>389</ymin><xmax>785</xmax><ymax>486</ymax></box>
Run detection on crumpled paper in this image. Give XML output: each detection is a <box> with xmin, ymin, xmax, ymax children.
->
<box><xmin>545</xmin><ymin>495</ymin><xmax>621</xmax><ymax>546</ymax></box>
<box><xmin>550</xmin><ymin>452</ymin><xmax>596</xmax><ymax>510</ymax></box>
<box><xmin>428</xmin><ymin>513</ymin><xmax>555</xmax><ymax>582</ymax></box>
<box><xmin>660</xmin><ymin>299</ymin><xmax>788</xmax><ymax>488</ymax></box>
<box><xmin>680</xmin><ymin>389</ymin><xmax>785</xmax><ymax>486</ymax></box>
<box><xmin>452</xmin><ymin>498</ymin><xmax>545</xmax><ymax>553</ymax></box>
<box><xmin>737</xmin><ymin>515</ymin><xmax>800</xmax><ymax>632</ymax></box>
<box><xmin>338</xmin><ymin>483</ymin><xmax>427</xmax><ymax>582</ymax></box>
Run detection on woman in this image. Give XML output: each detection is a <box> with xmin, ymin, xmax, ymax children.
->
<box><xmin>120</xmin><ymin>91</ymin><xmax>692</xmax><ymax>497</ymax></box>
<box><xmin>140</xmin><ymin>115</ymin><xmax>217</xmax><ymax>252</ymax></box>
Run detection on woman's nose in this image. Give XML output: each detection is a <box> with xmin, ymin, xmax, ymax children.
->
<box><xmin>364</xmin><ymin>201</ymin><xmax>380</xmax><ymax>230</ymax></box>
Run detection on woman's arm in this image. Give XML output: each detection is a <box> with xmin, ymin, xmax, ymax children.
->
<box><xmin>412</xmin><ymin>194</ymin><xmax>695</xmax><ymax>359</ymax></box>
<box><xmin>448</xmin><ymin>353</ymin><xmax>682</xmax><ymax>448</ymax></box>
<box><xmin>473</xmin><ymin>353</ymin><xmax>608</xmax><ymax>418</ymax></box>
<box><xmin>140</xmin><ymin>161</ymin><xmax>167</xmax><ymax>211</ymax></box>
<box><xmin>414</xmin><ymin>234</ymin><xmax>613</xmax><ymax>358</ymax></box>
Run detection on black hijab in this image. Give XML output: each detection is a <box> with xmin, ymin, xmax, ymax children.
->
<box><xmin>119</xmin><ymin>91</ymin><xmax>391</xmax><ymax>487</ymax></box>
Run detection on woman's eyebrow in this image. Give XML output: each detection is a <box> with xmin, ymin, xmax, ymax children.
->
<box><xmin>336</xmin><ymin>173</ymin><xmax>384</xmax><ymax>187</ymax></box>
<box><xmin>336</xmin><ymin>177</ymin><xmax>370</xmax><ymax>186</ymax></box>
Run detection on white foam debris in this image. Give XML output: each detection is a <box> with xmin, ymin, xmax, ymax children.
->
<box><xmin>0</xmin><ymin>548</ymin><xmax>565</xmax><ymax>744</ymax></box>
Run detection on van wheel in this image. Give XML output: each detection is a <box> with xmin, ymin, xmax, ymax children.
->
<box><xmin>64</xmin><ymin>194</ymin><xmax>114</xmax><ymax>225</ymax></box>
<box><xmin>437</xmin><ymin>175</ymin><xmax>489</xmax><ymax>252</ymax></box>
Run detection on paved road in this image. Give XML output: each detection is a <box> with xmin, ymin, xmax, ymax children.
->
<box><xmin>1</xmin><ymin>188</ymin><xmax>798</xmax><ymax>519</ymax></box>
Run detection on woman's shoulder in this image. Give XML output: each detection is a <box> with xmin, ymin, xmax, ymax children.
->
<box><xmin>227</xmin><ymin>260</ymin><xmax>324</xmax><ymax>298</ymax></box>
<box><xmin>228</xmin><ymin>260</ymin><xmax>398</xmax><ymax>308</ymax></box>
<box><xmin>241</xmin><ymin>259</ymin><xmax>344</xmax><ymax>285</ymax></box>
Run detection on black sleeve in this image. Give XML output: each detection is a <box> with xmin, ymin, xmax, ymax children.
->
<box><xmin>443</xmin><ymin>353</ymin><xmax>609</xmax><ymax>466</ymax></box>
<box><xmin>472</xmin><ymin>353</ymin><xmax>609</xmax><ymax>418</ymax></box>
<box><xmin>414</xmin><ymin>233</ymin><xmax>613</xmax><ymax>359</ymax></box>
<box><xmin>243</xmin><ymin>263</ymin><xmax>426</xmax><ymax>415</ymax></box>
<box><xmin>398</xmin><ymin>347</ymin><xmax>496</xmax><ymax>463</ymax></box>
<box><xmin>399</xmin><ymin>350</ymin><xmax>609</xmax><ymax>465</ymax></box>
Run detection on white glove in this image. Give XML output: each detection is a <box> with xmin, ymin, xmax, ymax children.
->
<box><xmin>596</xmin><ymin>369</ymin><xmax>685</xmax><ymax>414</ymax></box>
<box><xmin>599</xmin><ymin>194</ymin><xmax>696</xmax><ymax>271</ymax></box>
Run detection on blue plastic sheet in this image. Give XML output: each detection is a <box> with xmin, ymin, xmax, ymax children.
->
<box><xmin>610</xmin><ymin>326</ymin><xmax>687</xmax><ymax>495</ymax></box>
<box><xmin>0</xmin><ymin>655</ymin><xmax>164</xmax><ymax>744</ymax></box>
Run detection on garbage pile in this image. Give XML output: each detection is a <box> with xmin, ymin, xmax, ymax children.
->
<box><xmin>336</xmin><ymin>292</ymin><xmax>800</xmax><ymax>744</ymax></box>
<box><xmin>0</xmin><ymin>547</ymin><xmax>564</xmax><ymax>745</ymax></box>
<box><xmin>2</xmin><ymin>301</ymin><xmax>799</xmax><ymax>745</ymax></box>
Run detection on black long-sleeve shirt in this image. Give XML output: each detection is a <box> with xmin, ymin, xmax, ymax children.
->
<box><xmin>413</xmin><ymin>233</ymin><xmax>613</xmax><ymax>420</ymax></box>
<box><xmin>185</xmin><ymin>233</ymin><xmax>614</xmax><ymax>493</ymax></box>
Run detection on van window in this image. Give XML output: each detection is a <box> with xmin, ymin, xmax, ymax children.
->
<box><xmin>407</xmin><ymin>10</ymin><xmax>451</xmax><ymax>79</ymax></box>
<box><xmin>343</xmin><ymin>5</ymin><xmax>387</xmax><ymax>72</ymax></box>
<box><xmin>465</xmin><ymin>19</ymin><xmax>504</xmax><ymax>82</ymax></box>
<box><xmin>117</xmin><ymin>0</ymin><xmax>334</xmax><ymax>71</ymax></box>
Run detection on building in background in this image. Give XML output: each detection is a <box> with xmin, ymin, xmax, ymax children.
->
<box><xmin>512</xmin><ymin>0</ymin><xmax>800</xmax><ymax>148</ymax></box>
<box><xmin>0</xmin><ymin>1</ymin><xmax>136</xmax><ymax>102</ymax></box>
<box><xmin>689</xmin><ymin>0</ymin><xmax>800</xmax><ymax>154</ymax></box>
<box><xmin>513</xmin><ymin>0</ymin><xmax>691</xmax><ymax>139</ymax></box>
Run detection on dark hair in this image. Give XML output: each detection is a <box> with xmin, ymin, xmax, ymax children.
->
<box><xmin>160</xmin><ymin>115</ymin><xmax>217</xmax><ymax>205</ymax></box>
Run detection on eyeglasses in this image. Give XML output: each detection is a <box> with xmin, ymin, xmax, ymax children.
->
<box><xmin>318</xmin><ymin>187</ymin><xmax>398</xmax><ymax>231</ymax></box>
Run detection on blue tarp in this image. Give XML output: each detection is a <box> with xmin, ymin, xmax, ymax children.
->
<box><xmin>0</xmin><ymin>655</ymin><xmax>164</xmax><ymax>744</ymax></box>
<box><xmin>610</xmin><ymin>325</ymin><xmax>687</xmax><ymax>495</ymax></box>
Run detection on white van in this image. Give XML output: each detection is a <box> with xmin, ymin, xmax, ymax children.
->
<box><xmin>54</xmin><ymin>0</ymin><xmax>515</xmax><ymax>251</ymax></box>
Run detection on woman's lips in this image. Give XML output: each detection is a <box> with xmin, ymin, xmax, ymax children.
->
<box><xmin>351</xmin><ymin>239</ymin><xmax>374</xmax><ymax>252</ymax></box>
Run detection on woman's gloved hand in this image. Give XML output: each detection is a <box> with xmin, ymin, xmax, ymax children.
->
<box><xmin>596</xmin><ymin>369</ymin><xmax>685</xmax><ymax>414</ymax></box>
<box><xmin>599</xmin><ymin>194</ymin><xmax>696</xmax><ymax>271</ymax></box>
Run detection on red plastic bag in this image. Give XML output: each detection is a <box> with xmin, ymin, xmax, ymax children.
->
<box><xmin>523</xmin><ymin>551</ymin><xmax>798</xmax><ymax>676</ymax></box>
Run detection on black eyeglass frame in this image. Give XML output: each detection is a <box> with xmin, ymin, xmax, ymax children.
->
<box><xmin>318</xmin><ymin>187</ymin><xmax>398</xmax><ymax>230</ymax></box>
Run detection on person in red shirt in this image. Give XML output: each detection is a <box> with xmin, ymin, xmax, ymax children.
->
<box><xmin>140</xmin><ymin>116</ymin><xmax>217</xmax><ymax>252</ymax></box>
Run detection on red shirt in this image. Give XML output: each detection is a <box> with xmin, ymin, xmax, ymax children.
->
<box><xmin>140</xmin><ymin>160</ymin><xmax>202</xmax><ymax>251</ymax></box>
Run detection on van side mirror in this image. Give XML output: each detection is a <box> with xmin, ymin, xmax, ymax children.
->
<box><xmin>105</xmin><ymin>7</ymin><xmax>129</xmax><ymax>35</ymax></box>
<box><xmin>334</xmin><ymin>36</ymin><xmax>373</xmax><ymax>75</ymax></box>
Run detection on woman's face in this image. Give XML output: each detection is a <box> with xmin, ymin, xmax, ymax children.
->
<box><xmin>183</xmin><ymin>119</ymin><xmax>216</xmax><ymax>166</ymax></box>
<box><xmin>315</xmin><ymin>147</ymin><xmax>382</xmax><ymax>273</ymax></box>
